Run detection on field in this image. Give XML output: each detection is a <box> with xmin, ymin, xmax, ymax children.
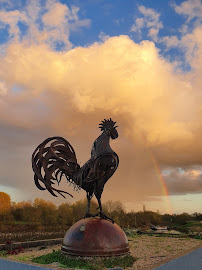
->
<box><xmin>0</xmin><ymin>231</ymin><xmax>65</xmax><ymax>244</ymax></box>
<box><xmin>2</xmin><ymin>234</ymin><xmax>201</xmax><ymax>270</ymax></box>
<box><xmin>177</xmin><ymin>220</ymin><xmax>202</xmax><ymax>233</ymax></box>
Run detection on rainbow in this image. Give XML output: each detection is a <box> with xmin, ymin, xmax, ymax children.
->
<box><xmin>148</xmin><ymin>148</ymin><xmax>173</xmax><ymax>215</ymax></box>
<box><xmin>136</xmin><ymin>130</ymin><xmax>173</xmax><ymax>215</ymax></box>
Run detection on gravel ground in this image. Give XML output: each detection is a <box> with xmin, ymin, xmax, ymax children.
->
<box><xmin>128</xmin><ymin>235</ymin><xmax>202</xmax><ymax>270</ymax></box>
<box><xmin>4</xmin><ymin>235</ymin><xmax>202</xmax><ymax>270</ymax></box>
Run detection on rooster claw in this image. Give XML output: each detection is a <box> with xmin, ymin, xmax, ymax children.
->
<box><xmin>83</xmin><ymin>213</ymin><xmax>95</xmax><ymax>219</ymax></box>
<box><xmin>95</xmin><ymin>211</ymin><xmax>115</xmax><ymax>223</ymax></box>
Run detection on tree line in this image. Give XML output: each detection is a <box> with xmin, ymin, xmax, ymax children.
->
<box><xmin>0</xmin><ymin>192</ymin><xmax>201</xmax><ymax>231</ymax></box>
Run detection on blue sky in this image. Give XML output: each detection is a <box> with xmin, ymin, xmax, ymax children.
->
<box><xmin>0</xmin><ymin>0</ymin><xmax>202</xmax><ymax>214</ymax></box>
<box><xmin>0</xmin><ymin>0</ymin><xmax>200</xmax><ymax>68</ymax></box>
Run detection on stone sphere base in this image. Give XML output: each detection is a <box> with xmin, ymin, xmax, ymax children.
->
<box><xmin>61</xmin><ymin>217</ymin><xmax>129</xmax><ymax>257</ymax></box>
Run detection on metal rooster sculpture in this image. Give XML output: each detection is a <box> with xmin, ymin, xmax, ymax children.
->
<box><xmin>32</xmin><ymin>118</ymin><xmax>119</xmax><ymax>221</ymax></box>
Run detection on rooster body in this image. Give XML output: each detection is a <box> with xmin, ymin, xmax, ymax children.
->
<box><xmin>32</xmin><ymin>119</ymin><xmax>119</xmax><ymax>220</ymax></box>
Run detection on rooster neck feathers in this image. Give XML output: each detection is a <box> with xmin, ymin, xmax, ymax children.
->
<box><xmin>91</xmin><ymin>118</ymin><xmax>118</xmax><ymax>160</ymax></box>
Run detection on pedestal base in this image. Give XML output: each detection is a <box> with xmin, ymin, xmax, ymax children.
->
<box><xmin>61</xmin><ymin>217</ymin><xmax>129</xmax><ymax>257</ymax></box>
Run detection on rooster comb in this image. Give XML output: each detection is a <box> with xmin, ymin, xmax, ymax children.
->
<box><xmin>99</xmin><ymin>118</ymin><xmax>118</xmax><ymax>131</ymax></box>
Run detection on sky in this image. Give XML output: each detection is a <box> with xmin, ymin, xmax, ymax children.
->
<box><xmin>0</xmin><ymin>0</ymin><xmax>202</xmax><ymax>214</ymax></box>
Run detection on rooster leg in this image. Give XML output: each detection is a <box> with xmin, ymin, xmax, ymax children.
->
<box><xmin>86</xmin><ymin>192</ymin><xmax>91</xmax><ymax>215</ymax></box>
<box><xmin>83</xmin><ymin>191</ymin><xmax>94</xmax><ymax>218</ymax></box>
<box><xmin>96</xmin><ymin>197</ymin><xmax>114</xmax><ymax>223</ymax></box>
<box><xmin>95</xmin><ymin>190</ymin><xmax>115</xmax><ymax>224</ymax></box>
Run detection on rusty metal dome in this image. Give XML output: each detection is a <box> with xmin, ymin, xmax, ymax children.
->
<box><xmin>61</xmin><ymin>217</ymin><xmax>129</xmax><ymax>257</ymax></box>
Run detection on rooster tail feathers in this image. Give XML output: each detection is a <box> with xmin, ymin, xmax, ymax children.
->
<box><xmin>32</xmin><ymin>136</ymin><xmax>80</xmax><ymax>198</ymax></box>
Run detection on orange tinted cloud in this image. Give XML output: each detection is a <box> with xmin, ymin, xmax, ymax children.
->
<box><xmin>0</xmin><ymin>29</ymin><xmax>202</xmax><ymax>211</ymax></box>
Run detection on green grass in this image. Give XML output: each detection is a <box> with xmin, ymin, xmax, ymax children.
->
<box><xmin>0</xmin><ymin>250</ymin><xmax>8</xmax><ymax>257</ymax></box>
<box><xmin>123</xmin><ymin>228</ymin><xmax>139</xmax><ymax>238</ymax></box>
<box><xmin>192</xmin><ymin>235</ymin><xmax>202</xmax><ymax>240</ymax></box>
<box><xmin>173</xmin><ymin>220</ymin><xmax>202</xmax><ymax>234</ymax></box>
<box><xmin>185</xmin><ymin>221</ymin><xmax>202</xmax><ymax>228</ymax></box>
<box><xmin>14</xmin><ymin>221</ymin><xmax>34</xmax><ymax>225</ymax></box>
<box><xmin>16</xmin><ymin>254</ymin><xmax>35</xmax><ymax>261</ymax></box>
<box><xmin>32</xmin><ymin>250</ymin><xmax>136</xmax><ymax>270</ymax></box>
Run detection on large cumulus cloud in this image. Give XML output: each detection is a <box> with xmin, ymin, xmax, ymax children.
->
<box><xmin>0</xmin><ymin>0</ymin><xmax>202</xmax><ymax>213</ymax></box>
